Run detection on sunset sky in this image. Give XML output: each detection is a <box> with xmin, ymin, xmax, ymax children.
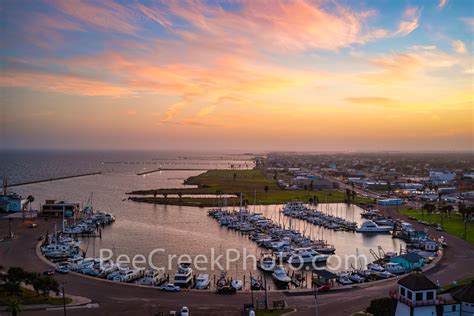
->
<box><xmin>1</xmin><ymin>0</ymin><xmax>473</xmax><ymax>151</ymax></box>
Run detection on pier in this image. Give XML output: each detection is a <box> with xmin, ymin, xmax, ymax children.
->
<box><xmin>136</xmin><ymin>168</ymin><xmax>207</xmax><ymax>176</ymax></box>
<box><xmin>6</xmin><ymin>172</ymin><xmax>102</xmax><ymax>187</ymax></box>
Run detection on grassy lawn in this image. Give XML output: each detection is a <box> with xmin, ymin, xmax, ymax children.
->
<box><xmin>255</xmin><ymin>308</ymin><xmax>294</xmax><ymax>316</ymax></box>
<box><xmin>399</xmin><ymin>209</ymin><xmax>474</xmax><ymax>244</ymax></box>
<box><xmin>129</xmin><ymin>169</ymin><xmax>373</xmax><ymax>206</ymax></box>
<box><xmin>439</xmin><ymin>275</ymin><xmax>474</xmax><ymax>292</ymax></box>
<box><xmin>0</xmin><ymin>287</ymin><xmax>72</xmax><ymax>306</ymax></box>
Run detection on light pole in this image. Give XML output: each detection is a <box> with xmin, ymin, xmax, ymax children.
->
<box><xmin>61</xmin><ymin>282</ymin><xmax>67</xmax><ymax>316</ymax></box>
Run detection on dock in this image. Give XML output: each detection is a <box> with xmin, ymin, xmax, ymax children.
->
<box><xmin>7</xmin><ymin>172</ymin><xmax>102</xmax><ymax>187</ymax></box>
<box><xmin>136</xmin><ymin>168</ymin><xmax>206</xmax><ymax>176</ymax></box>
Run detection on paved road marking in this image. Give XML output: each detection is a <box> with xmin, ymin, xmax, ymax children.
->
<box><xmin>46</xmin><ymin>303</ymin><xmax>99</xmax><ymax>311</ymax></box>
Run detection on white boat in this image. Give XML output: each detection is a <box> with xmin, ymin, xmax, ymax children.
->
<box><xmin>195</xmin><ymin>274</ymin><xmax>210</xmax><ymax>289</ymax></box>
<box><xmin>384</xmin><ymin>262</ymin><xmax>406</xmax><ymax>275</ymax></box>
<box><xmin>231</xmin><ymin>279</ymin><xmax>243</xmax><ymax>290</ymax></box>
<box><xmin>367</xmin><ymin>263</ymin><xmax>384</xmax><ymax>272</ymax></box>
<box><xmin>271</xmin><ymin>266</ymin><xmax>291</xmax><ymax>286</ymax></box>
<box><xmin>119</xmin><ymin>269</ymin><xmax>144</xmax><ymax>282</ymax></box>
<box><xmin>348</xmin><ymin>273</ymin><xmax>365</xmax><ymax>283</ymax></box>
<box><xmin>138</xmin><ymin>268</ymin><xmax>166</xmax><ymax>286</ymax></box>
<box><xmin>287</xmin><ymin>248</ymin><xmax>329</xmax><ymax>265</ymax></box>
<box><xmin>337</xmin><ymin>275</ymin><xmax>353</xmax><ymax>285</ymax></box>
<box><xmin>376</xmin><ymin>271</ymin><xmax>395</xmax><ymax>279</ymax></box>
<box><xmin>174</xmin><ymin>263</ymin><xmax>193</xmax><ymax>288</ymax></box>
<box><xmin>257</xmin><ymin>256</ymin><xmax>276</xmax><ymax>272</ymax></box>
<box><xmin>356</xmin><ymin>220</ymin><xmax>392</xmax><ymax>233</ymax></box>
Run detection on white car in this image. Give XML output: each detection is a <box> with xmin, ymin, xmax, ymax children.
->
<box><xmin>160</xmin><ymin>284</ymin><xmax>181</xmax><ymax>292</ymax></box>
<box><xmin>180</xmin><ymin>306</ymin><xmax>189</xmax><ymax>316</ymax></box>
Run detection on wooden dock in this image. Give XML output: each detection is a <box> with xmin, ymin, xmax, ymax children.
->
<box><xmin>7</xmin><ymin>172</ymin><xmax>102</xmax><ymax>187</ymax></box>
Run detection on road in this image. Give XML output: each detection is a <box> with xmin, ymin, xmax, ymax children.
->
<box><xmin>1</xmin><ymin>212</ymin><xmax>473</xmax><ymax>316</ymax></box>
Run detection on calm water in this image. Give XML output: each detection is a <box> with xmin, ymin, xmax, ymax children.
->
<box><xmin>4</xmin><ymin>150</ymin><xmax>404</xmax><ymax>289</ymax></box>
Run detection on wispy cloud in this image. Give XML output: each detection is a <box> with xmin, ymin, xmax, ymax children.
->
<box><xmin>438</xmin><ymin>0</ymin><xmax>448</xmax><ymax>9</ymax></box>
<box><xmin>451</xmin><ymin>40</ymin><xmax>466</xmax><ymax>53</ymax></box>
<box><xmin>345</xmin><ymin>97</ymin><xmax>398</xmax><ymax>107</ymax></box>
<box><xmin>392</xmin><ymin>7</ymin><xmax>421</xmax><ymax>37</ymax></box>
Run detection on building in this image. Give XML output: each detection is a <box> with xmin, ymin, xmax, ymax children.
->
<box><xmin>451</xmin><ymin>281</ymin><xmax>474</xmax><ymax>315</ymax></box>
<box><xmin>378</xmin><ymin>198</ymin><xmax>404</xmax><ymax>206</ymax></box>
<box><xmin>394</xmin><ymin>272</ymin><xmax>460</xmax><ymax>316</ymax></box>
<box><xmin>0</xmin><ymin>193</ymin><xmax>25</xmax><ymax>212</ymax></box>
<box><xmin>391</xmin><ymin>252</ymin><xmax>425</xmax><ymax>271</ymax></box>
<box><xmin>40</xmin><ymin>200</ymin><xmax>80</xmax><ymax>218</ymax></box>
<box><xmin>430</xmin><ymin>171</ymin><xmax>455</xmax><ymax>185</ymax></box>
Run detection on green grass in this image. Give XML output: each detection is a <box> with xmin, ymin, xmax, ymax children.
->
<box><xmin>0</xmin><ymin>287</ymin><xmax>72</xmax><ymax>306</ymax></box>
<box><xmin>128</xmin><ymin>169</ymin><xmax>373</xmax><ymax>206</ymax></box>
<box><xmin>399</xmin><ymin>209</ymin><xmax>474</xmax><ymax>244</ymax></box>
<box><xmin>439</xmin><ymin>275</ymin><xmax>474</xmax><ymax>292</ymax></box>
<box><xmin>255</xmin><ymin>308</ymin><xmax>294</xmax><ymax>316</ymax></box>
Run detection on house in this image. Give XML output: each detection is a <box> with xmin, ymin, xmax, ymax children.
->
<box><xmin>0</xmin><ymin>193</ymin><xmax>25</xmax><ymax>212</ymax></box>
<box><xmin>391</xmin><ymin>252</ymin><xmax>425</xmax><ymax>271</ymax></box>
<box><xmin>40</xmin><ymin>200</ymin><xmax>80</xmax><ymax>218</ymax></box>
<box><xmin>394</xmin><ymin>272</ymin><xmax>460</xmax><ymax>316</ymax></box>
<box><xmin>451</xmin><ymin>281</ymin><xmax>474</xmax><ymax>315</ymax></box>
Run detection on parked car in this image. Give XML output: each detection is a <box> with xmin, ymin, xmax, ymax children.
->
<box><xmin>180</xmin><ymin>306</ymin><xmax>189</xmax><ymax>316</ymax></box>
<box><xmin>316</xmin><ymin>284</ymin><xmax>331</xmax><ymax>292</ymax></box>
<box><xmin>43</xmin><ymin>270</ymin><xmax>54</xmax><ymax>276</ymax></box>
<box><xmin>216</xmin><ymin>285</ymin><xmax>236</xmax><ymax>294</ymax></box>
<box><xmin>159</xmin><ymin>284</ymin><xmax>181</xmax><ymax>292</ymax></box>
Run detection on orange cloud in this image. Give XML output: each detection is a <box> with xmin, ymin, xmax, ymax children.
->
<box><xmin>451</xmin><ymin>40</ymin><xmax>467</xmax><ymax>53</ymax></box>
<box><xmin>0</xmin><ymin>70</ymin><xmax>131</xmax><ymax>96</ymax></box>
<box><xmin>392</xmin><ymin>7</ymin><xmax>420</xmax><ymax>37</ymax></box>
<box><xmin>345</xmin><ymin>97</ymin><xmax>398</xmax><ymax>107</ymax></box>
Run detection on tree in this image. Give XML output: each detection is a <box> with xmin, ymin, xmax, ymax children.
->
<box><xmin>163</xmin><ymin>193</ymin><xmax>168</xmax><ymax>199</ymax></box>
<box><xmin>366</xmin><ymin>297</ymin><xmax>395</xmax><ymax>316</ymax></box>
<box><xmin>233</xmin><ymin>173</ymin><xmax>237</xmax><ymax>181</ymax></box>
<box><xmin>33</xmin><ymin>276</ymin><xmax>59</xmax><ymax>298</ymax></box>
<box><xmin>351</xmin><ymin>190</ymin><xmax>357</xmax><ymax>201</ymax></box>
<box><xmin>264</xmin><ymin>185</ymin><xmax>269</xmax><ymax>198</ymax></box>
<box><xmin>309</xmin><ymin>180</ymin><xmax>314</xmax><ymax>192</ymax></box>
<box><xmin>177</xmin><ymin>192</ymin><xmax>182</xmax><ymax>200</ymax></box>
<box><xmin>6</xmin><ymin>297</ymin><xmax>22</xmax><ymax>316</ymax></box>
<box><xmin>422</xmin><ymin>203</ymin><xmax>436</xmax><ymax>215</ymax></box>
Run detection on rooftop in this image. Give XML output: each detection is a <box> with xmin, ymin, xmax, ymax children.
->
<box><xmin>398</xmin><ymin>272</ymin><xmax>438</xmax><ymax>291</ymax></box>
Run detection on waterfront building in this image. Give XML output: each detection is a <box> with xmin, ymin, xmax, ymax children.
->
<box><xmin>40</xmin><ymin>200</ymin><xmax>80</xmax><ymax>217</ymax></box>
<box><xmin>0</xmin><ymin>193</ymin><xmax>25</xmax><ymax>212</ymax></box>
<box><xmin>391</xmin><ymin>253</ymin><xmax>425</xmax><ymax>272</ymax></box>
<box><xmin>394</xmin><ymin>272</ymin><xmax>460</xmax><ymax>316</ymax></box>
<box><xmin>377</xmin><ymin>198</ymin><xmax>404</xmax><ymax>206</ymax></box>
<box><xmin>451</xmin><ymin>281</ymin><xmax>474</xmax><ymax>315</ymax></box>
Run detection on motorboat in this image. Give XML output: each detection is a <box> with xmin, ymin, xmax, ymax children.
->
<box><xmin>257</xmin><ymin>256</ymin><xmax>276</xmax><ymax>272</ymax></box>
<box><xmin>174</xmin><ymin>263</ymin><xmax>193</xmax><ymax>288</ymax></box>
<box><xmin>384</xmin><ymin>262</ymin><xmax>406</xmax><ymax>275</ymax></box>
<box><xmin>287</xmin><ymin>248</ymin><xmax>329</xmax><ymax>265</ymax></box>
<box><xmin>348</xmin><ymin>273</ymin><xmax>365</xmax><ymax>283</ymax></box>
<box><xmin>231</xmin><ymin>279</ymin><xmax>243</xmax><ymax>290</ymax></box>
<box><xmin>376</xmin><ymin>271</ymin><xmax>395</xmax><ymax>279</ymax></box>
<box><xmin>118</xmin><ymin>269</ymin><xmax>144</xmax><ymax>282</ymax></box>
<box><xmin>271</xmin><ymin>266</ymin><xmax>291</xmax><ymax>286</ymax></box>
<box><xmin>356</xmin><ymin>220</ymin><xmax>392</xmax><ymax>233</ymax></box>
<box><xmin>195</xmin><ymin>274</ymin><xmax>210</xmax><ymax>289</ymax></box>
<box><xmin>337</xmin><ymin>274</ymin><xmax>353</xmax><ymax>285</ymax></box>
<box><xmin>251</xmin><ymin>277</ymin><xmax>263</xmax><ymax>290</ymax></box>
<box><xmin>367</xmin><ymin>263</ymin><xmax>384</xmax><ymax>272</ymax></box>
<box><xmin>138</xmin><ymin>268</ymin><xmax>166</xmax><ymax>286</ymax></box>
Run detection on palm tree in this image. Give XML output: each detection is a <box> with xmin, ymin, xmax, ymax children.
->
<box><xmin>264</xmin><ymin>185</ymin><xmax>269</xmax><ymax>199</ymax></box>
<box><xmin>6</xmin><ymin>297</ymin><xmax>22</xmax><ymax>316</ymax></box>
<box><xmin>177</xmin><ymin>192</ymin><xmax>182</xmax><ymax>200</ymax></box>
<box><xmin>163</xmin><ymin>193</ymin><xmax>168</xmax><ymax>199</ymax></box>
<box><xmin>233</xmin><ymin>173</ymin><xmax>237</xmax><ymax>181</ymax></box>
